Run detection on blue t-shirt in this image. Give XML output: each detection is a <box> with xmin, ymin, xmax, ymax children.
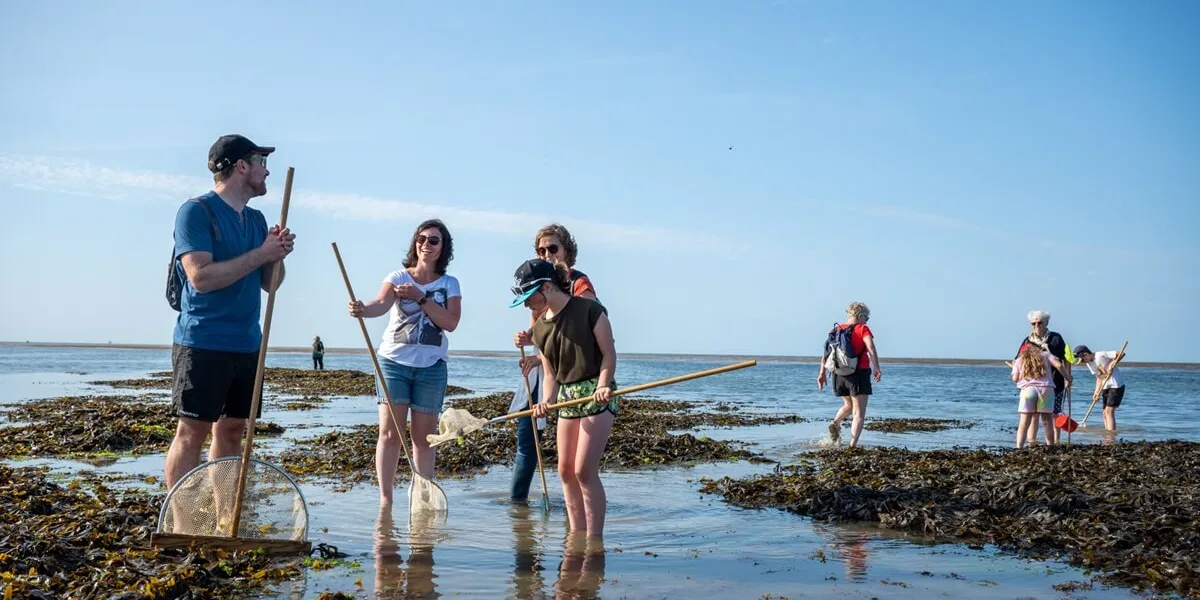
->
<box><xmin>171</xmin><ymin>192</ymin><xmax>269</xmax><ymax>353</ymax></box>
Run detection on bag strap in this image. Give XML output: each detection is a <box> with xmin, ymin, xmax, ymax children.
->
<box><xmin>170</xmin><ymin>196</ymin><xmax>221</xmax><ymax>263</ymax></box>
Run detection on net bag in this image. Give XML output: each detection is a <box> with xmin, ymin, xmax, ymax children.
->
<box><xmin>156</xmin><ymin>456</ymin><xmax>309</xmax><ymax>541</ymax></box>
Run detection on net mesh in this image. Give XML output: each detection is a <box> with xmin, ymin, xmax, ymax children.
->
<box><xmin>157</xmin><ymin>457</ymin><xmax>308</xmax><ymax>541</ymax></box>
<box><xmin>409</xmin><ymin>475</ymin><xmax>449</xmax><ymax>514</ymax></box>
<box><xmin>427</xmin><ymin>408</ymin><xmax>489</xmax><ymax>447</ymax></box>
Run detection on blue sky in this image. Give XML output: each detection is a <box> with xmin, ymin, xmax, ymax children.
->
<box><xmin>1</xmin><ymin>1</ymin><xmax>1197</xmax><ymax>361</ymax></box>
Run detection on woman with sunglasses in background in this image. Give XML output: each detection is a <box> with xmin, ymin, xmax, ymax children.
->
<box><xmin>348</xmin><ymin>219</ymin><xmax>462</xmax><ymax>505</ymax></box>
<box><xmin>510</xmin><ymin>258</ymin><xmax>617</xmax><ymax>540</ymax></box>
<box><xmin>509</xmin><ymin>224</ymin><xmax>601</xmax><ymax>504</ymax></box>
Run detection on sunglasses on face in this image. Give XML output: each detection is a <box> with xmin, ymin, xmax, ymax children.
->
<box><xmin>242</xmin><ymin>154</ymin><xmax>268</xmax><ymax>168</ymax></box>
<box><xmin>416</xmin><ymin>235</ymin><xmax>441</xmax><ymax>247</ymax></box>
<box><xmin>1033</xmin><ymin>321</ymin><xmax>1047</xmax><ymax>326</ymax></box>
<box><xmin>536</xmin><ymin>244</ymin><xmax>560</xmax><ymax>257</ymax></box>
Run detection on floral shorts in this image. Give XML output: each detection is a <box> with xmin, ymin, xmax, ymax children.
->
<box><xmin>558</xmin><ymin>377</ymin><xmax>619</xmax><ymax>420</ymax></box>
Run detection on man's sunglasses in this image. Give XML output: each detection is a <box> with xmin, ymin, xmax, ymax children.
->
<box><xmin>242</xmin><ymin>154</ymin><xmax>268</xmax><ymax>168</ymax></box>
<box><xmin>536</xmin><ymin>244</ymin><xmax>560</xmax><ymax>257</ymax></box>
<box><xmin>416</xmin><ymin>235</ymin><xmax>441</xmax><ymax>246</ymax></box>
<box><xmin>511</xmin><ymin>277</ymin><xmax>551</xmax><ymax>297</ymax></box>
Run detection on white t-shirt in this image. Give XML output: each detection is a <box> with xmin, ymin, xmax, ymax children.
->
<box><xmin>1086</xmin><ymin>350</ymin><xmax>1125</xmax><ymax>389</ymax></box>
<box><xmin>377</xmin><ymin>270</ymin><xmax>462</xmax><ymax>368</ymax></box>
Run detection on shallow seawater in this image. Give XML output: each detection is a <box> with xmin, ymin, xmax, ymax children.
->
<box><xmin>4</xmin><ymin>345</ymin><xmax>1197</xmax><ymax>599</ymax></box>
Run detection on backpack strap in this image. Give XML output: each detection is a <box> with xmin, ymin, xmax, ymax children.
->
<box><xmin>171</xmin><ymin>196</ymin><xmax>222</xmax><ymax>262</ymax></box>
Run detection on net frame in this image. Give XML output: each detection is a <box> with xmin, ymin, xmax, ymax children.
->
<box><xmin>155</xmin><ymin>456</ymin><xmax>310</xmax><ymax>541</ymax></box>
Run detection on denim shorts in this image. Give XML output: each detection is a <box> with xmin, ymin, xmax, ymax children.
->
<box><xmin>375</xmin><ymin>357</ymin><xmax>448</xmax><ymax>414</ymax></box>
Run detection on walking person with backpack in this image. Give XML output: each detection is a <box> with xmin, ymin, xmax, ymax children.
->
<box><xmin>163</xmin><ymin>134</ymin><xmax>295</xmax><ymax>490</ymax></box>
<box><xmin>817</xmin><ymin>302</ymin><xmax>882</xmax><ymax>447</ymax></box>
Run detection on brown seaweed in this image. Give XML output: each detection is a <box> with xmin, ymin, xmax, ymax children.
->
<box><xmin>863</xmin><ymin>418</ymin><xmax>975</xmax><ymax>433</ymax></box>
<box><xmin>0</xmin><ymin>463</ymin><xmax>306</xmax><ymax>599</ymax></box>
<box><xmin>700</xmin><ymin>442</ymin><xmax>1200</xmax><ymax>598</ymax></box>
<box><xmin>0</xmin><ymin>395</ymin><xmax>283</xmax><ymax>459</ymax></box>
<box><xmin>275</xmin><ymin>392</ymin><xmax>766</xmax><ymax>485</ymax></box>
<box><xmin>99</xmin><ymin>368</ymin><xmax>473</xmax><ymax>398</ymax></box>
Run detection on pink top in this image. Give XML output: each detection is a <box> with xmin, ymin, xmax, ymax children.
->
<box><xmin>1012</xmin><ymin>351</ymin><xmax>1055</xmax><ymax>394</ymax></box>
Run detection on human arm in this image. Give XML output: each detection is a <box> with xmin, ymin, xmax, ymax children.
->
<box><xmin>533</xmin><ymin>353</ymin><xmax>559</xmax><ymax>418</ymax></box>
<box><xmin>864</xmin><ymin>335</ymin><xmax>882</xmax><ymax>382</ymax></box>
<box><xmin>393</xmin><ymin>283</ymin><xmax>461</xmax><ymax>332</ymax></box>
<box><xmin>258</xmin><ymin>224</ymin><xmax>294</xmax><ymax>292</ymax></box>
<box><xmin>348</xmin><ymin>281</ymin><xmax>397</xmax><ymax>319</ymax></box>
<box><xmin>591</xmin><ymin>312</ymin><xmax>617</xmax><ymax>403</ymax></box>
<box><xmin>175</xmin><ymin>203</ymin><xmax>291</xmax><ymax>294</ymax></box>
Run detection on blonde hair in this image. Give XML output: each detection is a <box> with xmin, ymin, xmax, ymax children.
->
<box><xmin>1018</xmin><ymin>345</ymin><xmax>1048</xmax><ymax>380</ymax></box>
<box><xmin>846</xmin><ymin>302</ymin><xmax>870</xmax><ymax>321</ymax></box>
<box><xmin>534</xmin><ymin>223</ymin><xmax>579</xmax><ymax>267</ymax></box>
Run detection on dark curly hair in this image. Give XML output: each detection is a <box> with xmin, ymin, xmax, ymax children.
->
<box><xmin>403</xmin><ymin>219</ymin><xmax>454</xmax><ymax>275</ymax></box>
<box><xmin>534</xmin><ymin>223</ymin><xmax>579</xmax><ymax>267</ymax></box>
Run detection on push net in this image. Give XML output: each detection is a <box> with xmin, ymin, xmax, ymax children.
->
<box><xmin>157</xmin><ymin>457</ymin><xmax>308</xmax><ymax>541</ymax></box>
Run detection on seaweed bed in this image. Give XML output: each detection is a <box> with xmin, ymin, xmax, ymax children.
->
<box><xmin>95</xmin><ymin>368</ymin><xmax>472</xmax><ymax>399</ymax></box>
<box><xmin>863</xmin><ymin>418</ymin><xmax>975</xmax><ymax>433</ymax></box>
<box><xmin>699</xmin><ymin>441</ymin><xmax>1200</xmax><ymax>598</ymax></box>
<box><xmin>0</xmin><ymin>395</ymin><xmax>283</xmax><ymax>460</ymax></box>
<box><xmin>276</xmin><ymin>393</ymin><xmax>781</xmax><ymax>485</ymax></box>
<box><xmin>0</xmin><ymin>463</ymin><xmax>308</xmax><ymax>599</ymax></box>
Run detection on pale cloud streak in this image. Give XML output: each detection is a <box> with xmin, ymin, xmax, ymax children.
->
<box><xmin>0</xmin><ymin>154</ymin><xmax>728</xmax><ymax>254</ymax></box>
<box><xmin>851</xmin><ymin>204</ymin><xmax>982</xmax><ymax>232</ymax></box>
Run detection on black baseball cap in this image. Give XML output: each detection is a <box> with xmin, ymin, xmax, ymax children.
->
<box><xmin>509</xmin><ymin>259</ymin><xmax>556</xmax><ymax>308</ymax></box>
<box><xmin>1073</xmin><ymin>345</ymin><xmax>1092</xmax><ymax>362</ymax></box>
<box><xmin>207</xmin><ymin>134</ymin><xmax>275</xmax><ymax>173</ymax></box>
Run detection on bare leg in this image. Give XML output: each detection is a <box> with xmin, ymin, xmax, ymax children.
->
<box><xmin>848</xmin><ymin>396</ymin><xmax>869</xmax><ymax>447</ymax></box>
<box><xmin>557</xmin><ymin>417</ymin><xmax>584</xmax><ymax>531</ymax></box>
<box><xmin>1016</xmin><ymin>413</ymin><xmax>1032</xmax><ymax>449</ymax></box>
<box><xmin>1041</xmin><ymin>414</ymin><xmax>1055</xmax><ymax>445</ymax></box>
<box><xmin>410</xmin><ymin>410</ymin><xmax>438</xmax><ymax>479</ymax></box>
<box><xmin>1103</xmin><ymin>407</ymin><xmax>1116</xmax><ymax>431</ymax></box>
<box><xmin>1027</xmin><ymin>417</ymin><xmax>1039</xmax><ymax>446</ymax></box>
<box><xmin>209</xmin><ymin>417</ymin><xmax>246</xmax><ymax>460</ymax></box>
<box><xmin>165</xmin><ymin>417</ymin><xmax>212</xmax><ymax>488</ymax></box>
<box><xmin>575</xmin><ymin>411</ymin><xmax>615</xmax><ymax>539</ymax></box>
<box><xmin>376</xmin><ymin>403</ymin><xmax>409</xmax><ymax>504</ymax></box>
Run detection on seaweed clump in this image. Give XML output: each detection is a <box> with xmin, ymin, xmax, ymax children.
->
<box><xmin>863</xmin><ymin>418</ymin><xmax>975</xmax><ymax>433</ymax></box>
<box><xmin>700</xmin><ymin>441</ymin><xmax>1200</xmax><ymax>598</ymax></box>
<box><xmin>0</xmin><ymin>395</ymin><xmax>283</xmax><ymax>459</ymax></box>
<box><xmin>275</xmin><ymin>393</ymin><xmax>764</xmax><ymax>485</ymax></box>
<box><xmin>0</xmin><ymin>463</ymin><xmax>305</xmax><ymax>599</ymax></box>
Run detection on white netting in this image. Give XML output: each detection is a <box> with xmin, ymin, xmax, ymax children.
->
<box><xmin>157</xmin><ymin>457</ymin><xmax>308</xmax><ymax>541</ymax></box>
<box><xmin>426</xmin><ymin>408</ymin><xmax>489</xmax><ymax>447</ymax></box>
<box><xmin>408</xmin><ymin>474</ymin><xmax>449</xmax><ymax>514</ymax></box>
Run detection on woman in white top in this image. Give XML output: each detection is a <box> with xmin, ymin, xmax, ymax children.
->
<box><xmin>348</xmin><ymin>219</ymin><xmax>463</xmax><ymax>504</ymax></box>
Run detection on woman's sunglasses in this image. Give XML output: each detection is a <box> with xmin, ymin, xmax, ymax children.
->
<box><xmin>536</xmin><ymin>244</ymin><xmax>560</xmax><ymax>256</ymax></box>
<box><xmin>416</xmin><ymin>235</ymin><xmax>441</xmax><ymax>247</ymax></box>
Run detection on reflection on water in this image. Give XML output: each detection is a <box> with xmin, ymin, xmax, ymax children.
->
<box><xmin>813</xmin><ymin>522</ymin><xmax>870</xmax><ymax>583</ymax></box>
<box><xmin>374</xmin><ymin>504</ymin><xmax>442</xmax><ymax>599</ymax></box>
<box><xmin>552</xmin><ymin>531</ymin><xmax>606</xmax><ymax>600</ymax></box>
<box><xmin>510</xmin><ymin>505</ymin><xmax>549</xmax><ymax>600</ymax></box>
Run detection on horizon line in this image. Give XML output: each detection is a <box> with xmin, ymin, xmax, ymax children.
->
<box><xmin>2</xmin><ymin>340</ymin><xmax>1197</xmax><ymax>370</ymax></box>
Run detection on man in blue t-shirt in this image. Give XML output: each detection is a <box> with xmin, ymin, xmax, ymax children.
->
<box><xmin>164</xmin><ymin>134</ymin><xmax>296</xmax><ymax>490</ymax></box>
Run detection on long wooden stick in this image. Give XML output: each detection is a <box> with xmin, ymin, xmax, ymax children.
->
<box><xmin>1080</xmin><ymin>341</ymin><xmax>1129</xmax><ymax>427</ymax></box>
<box><xmin>518</xmin><ymin>346</ymin><xmax>550</xmax><ymax>511</ymax></box>
<box><xmin>491</xmin><ymin>360</ymin><xmax>757</xmax><ymax>425</ymax></box>
<box><xmin>231</xmin><ymin>166</ymin><xmax>294</xmax><ymax>538</ymax></box>
<box><xmin>331</xmin><ymin>242</ymin><xmax>447</xmax><ymax>508</ymax></box>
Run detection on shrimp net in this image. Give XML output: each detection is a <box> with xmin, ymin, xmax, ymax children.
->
<box><xmin>426</xmin><ymin>408</ymin><xmax>490</xmax><ymax>447</ymax></box>
<box><xmin>156</xmin><ymin>457</ymin><xmax>308</xmax><ymax>541</ymax></box>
